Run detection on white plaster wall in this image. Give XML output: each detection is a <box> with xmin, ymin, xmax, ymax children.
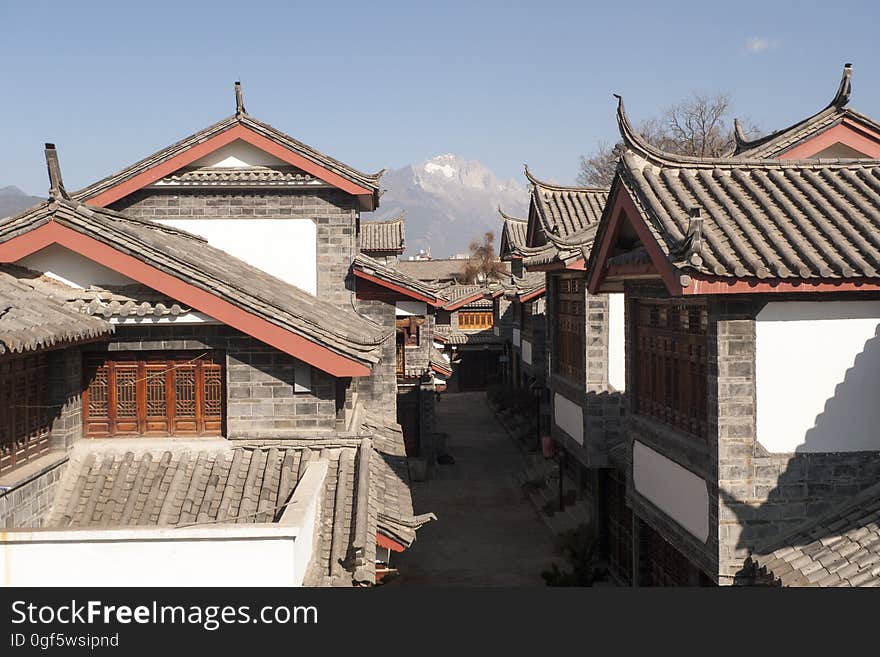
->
<box><xmin>522</xmin><ymin>339</ymin><xmax>533</xmax><ymax>365</ymax></box>
<box><xmin>608</xmin><ymin>293</ymin><xmax>626</xmax><ymax>391</ymax></box>
<box><xmin>633</xmin><ymin>441</ymin><xmax>709</xmax><ymax>542</ymax></box>
<box><xmin>756</xmin><ymin>300</ymin><xmax>880</xmax><ymax>453</ymax></box>
<box><xmin>1</xmin><ymin>527</ymin><xmax>301</xmax><ymax>587</ymax></box>
<box><xmin>395</xmin><ymin>301</ymin><xmax>427</xmax><ymax>317</ymax></box>
<box><xmin>17</xmin><ymin>244</ymin><xmax>137</xmax><ymax>288</ymax></box>
<box><xmin>554</xmin><ymin>393</ymin><xmax>583</xmax><ymax>445</ymax></box>
<box><xmin>512</xmin><ymin>327</ymin><xmax>521</xmax><ymax>347</ymax></box>
<box><xmin>0</xmin><ymin>461</ymin><xmax>328</xmax><ymax>587</ymax></box>
<box><xmin>155</xmin><ymin>219</ymin><xmax>317</xmax><ymax>295</ymax></box>
<box><xmin>189</xmin><ymin>139</ymin><xmax>289</xmax><ymax>168</ymax></box>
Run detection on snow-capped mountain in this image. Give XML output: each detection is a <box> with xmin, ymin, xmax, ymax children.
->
<box><xmin>372</xmin><ymin>154</ymin><xmax>528</xmax><ymax>258</ymax></box>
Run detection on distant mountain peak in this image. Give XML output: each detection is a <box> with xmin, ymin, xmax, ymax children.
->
<box><xmin>373</xmin><ymin>155</ymin><xmax>528</xmax><ymax>258</ymax></box>
<box><xmin>0</xmin><ymin>185</ymin><xmax>30</xmax><ymax>197</ymax></box>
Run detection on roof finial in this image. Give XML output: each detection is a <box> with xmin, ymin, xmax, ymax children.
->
<box><xmin>234</xmin><ymin>80</ymin><xmax>246</xmax><ymax>116</ymax></box>
<box><xmin>678</xmin><ymin>207</ymin><xmax>704</xmax><ymax>267</ymax></box>
<box><xmin>44</xmin><ymin>143</ymin><xmax>70</xmax><ymax>201</ymax></box>
<box><xmin>832</xmin><ymin>63</ymin><xmax>852</xmax><ymax>107</ymax></box>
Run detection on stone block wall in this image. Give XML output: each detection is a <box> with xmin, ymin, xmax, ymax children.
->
<box><xmin>103</xmin><ymin>325</ymin><xmax>339</xmax><ymax>437</ymax></box>
<box><xmin>48</xmin><ymin>346</ymin><xmax>84</xmax><ymax>450</ymax></box>
<box><xmin>352</xmin><ymin>299</ymin><xmax>396</xmax><ymax>418</ymax></box>
<box><xmin>111</xmin><ymin>188</ymin><xmax>359</xmax><ymax>310</ymax></box>
<box><xmin>0</xmin><ymin>460</ymin><xmax>68</xmax><ymax>528</ymax></box>
<box><xmin>712</xmin><ymin>296</ymin><xmax>880</xmax><ymax>583</ymax></box>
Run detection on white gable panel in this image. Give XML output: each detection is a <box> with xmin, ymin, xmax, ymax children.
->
<box><xmin>189</xmin><ymin>139</ymin><xmax>289</xmax><ymax>168</ymax></box>
<box><xmin>17</xmin><ymin>244</ymin><xmax>137</xmax><ymax>289</ymax></box>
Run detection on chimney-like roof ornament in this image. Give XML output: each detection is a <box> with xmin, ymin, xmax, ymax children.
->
<box><xmin>234</xmin><ymin>80</ymin><xmax>246</xmax><ymax>116</ymax></box>
<box><xmin>44</xmin><ymin>143</ymin><xmax>70</xmax><ymax>201</ymax></box>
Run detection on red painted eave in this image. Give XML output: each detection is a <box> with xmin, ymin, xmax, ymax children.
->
<box><xmin>518</xmin><ymin>286</ymin><xmax>546</xmax><ymax>303</ymax></box>
<box><xmin>83</xmin><ymin>123</ymin><xmax>376</xmax><ymax>209</ymax></box>
<box><xmin>353</xmin><ymin>269</ymin><xmax>441</xmax><ymax>306</ymax></box>
<box><xmin>376</xmin><ymin>532</ymin><xmax>407</xmax><ymax>553</ymax></box>
<box><xmin>686</xmin><ymin>274</ymin><xmax>880</xmax><ymax>295</ymax></box>
<box><xmin>0</xmin><ymin>221</ymin><xmax>372</xmax><ymax>377</ymax></box>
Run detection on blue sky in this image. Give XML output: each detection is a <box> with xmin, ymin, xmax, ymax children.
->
<box><xmin>2</xmin><ymin>0</ymin><xmax>879</xmax><ymax>197</ymax></box>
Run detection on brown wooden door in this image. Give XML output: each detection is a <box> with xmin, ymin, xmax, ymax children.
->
<box><xmin>84</xmin><ymin>352</ymin><xmax>224</xmax><ymax>437</ymax></box>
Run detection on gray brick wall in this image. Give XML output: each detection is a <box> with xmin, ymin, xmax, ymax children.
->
<box><xmin>619</xmin><ymin>285</ymin><xmax>880</xmax><ymax>585</ymax></box>
<box><xmin>0</xmin><ymin>460</ymin><xmax>68</xmax><ymax>528</ymax></box>
<box><xmin>711</xmin><ymin>296</ymin><xmax>880</xmax><ymax>583</ymax></box>
<box><xmin>352</xmin><ymin>299</ymin><xmax>396</xmax><ymax>418</ymax></box>
<box><xmin>545</xmin><ymin>271</ymin><xmax>620</xmax><ymax>469</ymax></box>
<box><xmin>111</xmin><ymin>188</ymin><xmax>359</xmax><ymax>310</ymax></box>
<box><xmin>102</xmin><ymin>325</ymin><xmax>339</xmax><ymax>437</ymax></box>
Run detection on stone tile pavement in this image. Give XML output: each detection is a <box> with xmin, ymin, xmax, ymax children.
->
<box><xmin>393</xmin><ymin>392</ymin><xmax>560</xmax><ymax>586</ymax></box>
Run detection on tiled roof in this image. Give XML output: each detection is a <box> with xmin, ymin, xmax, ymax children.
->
<box><xmin>47</xmin><ymin>416</ymin><xmax>432</xmax><ymax>586</ymax></box>
<box><xmin>507</xmin><ymin>270</ymin><xmax>546</xmax><ymax>300</ymax></box>
<box><xmin>353</xmin><ymin>253</ymin><xmax>444</xmax><ymax>305</ymax></box>
<box><xmin>752</xmin><ymin>480</ymin><xmax>880</xmax><ymax>587</ymax></box>
<box><xmin>360</xmin><ymin>216</ymin><xmax>406</xmax><ymax>254</ymax></box>
<box><xmin>434</xmin><ymin>325</ymin><xmax>503</xmax><ymax>345</ymax></box>
<box><xmin>152</xmin><ymin>165</ymin><xmax>319</xmax><ymax>188</ymax></box>
<box><xmin>0</xmin><ymin>265</ymin><xmax>112</xmax><ymax>355</ymax></box>
<box><xmin>498</xmin><ymin>207</ymin><xmax>530</xmax><ymax>260</ymax></box>
<box><xmin>396</xmin><ymin>258</ymin><xmax>468</xmax><ymax>283</ymax></box>
<box><xmin>56</xmin><ymin>284</ymin><xmax>193</xmax><ymax>318</ymax></box>
<box><xmin>525</xmin><ymin>167</ymin><xmax>608</xmax><ymax>248</ymax></box>
<box><xmin>602</xmin><ymin>96</ymin><xmax>880</xmax><ymax>282</ymax></box>
<box><xmin>73</xmin><ymin>107</ymin><xmax>383</xmax><ymax>208</ymax></box>
<box><xmin>732</xmin><ymin>64</ymin><xmax>880</xmax><ymax>159</ymax></box>
<box><xmin>429</xmin><ymin>346</ymin><xmax>452</xmax><ymax>376</ymax></box>
<box><xmin>0</xmin><ymin>199</ymin><xmax>387</xmax><ymax>365</ymax></box>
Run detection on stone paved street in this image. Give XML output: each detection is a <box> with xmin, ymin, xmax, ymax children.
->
<box><xmin>393</xmin><ymin>391</ymin><xmax>560</xmax><ymax>586</ymax></box>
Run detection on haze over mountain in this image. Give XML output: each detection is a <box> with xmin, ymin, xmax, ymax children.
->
<box><xmin>0</xmin><ymin>186</ymin><xmax>43</xmax><ymax>219</ymax></box>
<box><xmin>372</xmin><ymin>154</ymin><xmax>529</xmax><ymax>258</ymax></box>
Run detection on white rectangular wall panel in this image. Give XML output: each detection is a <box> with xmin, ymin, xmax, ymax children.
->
<box><xmin>633</xmin><ymin>441</ymin><xmax>709</xmax><ymax>542</ymax></box>
<box><xmin>396</xmin><ymin>301</ymin><xmax>427</xmax><ymax>317</ymax></box>
<box><xmin>554</xmin><ymin>393</ymin><xmax>583</xmax><ymax>445</ymax></box>
<box><xmin>522</xmin><ymin>339</ymin><xmax>533</xmax><ymax>365</ymax></box>
<box><xmin>512</xmin><ymin>327</ymin><xmax>521</xmax><ymax>347</ymax></box>
<box><xmin>608</xmin><ymin>293</ymin><xmax>626</xmax><ymax>391</ymax></box>
<box><xmin>156</xmin><ymin>219</ymin><xmax>318</xmax><ymax>295</ymax></box>
<box><xmin>756</xmin><ymin>301</ymin><xmax>880</xmax><ymax>453</ymax></box>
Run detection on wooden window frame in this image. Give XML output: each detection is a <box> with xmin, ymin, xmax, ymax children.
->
<box><xmin>83</xmin><ymin>351</ymin><xmax>225</xmax><ymax>438</ymax></box>
<box><xmin>0</xmin><ymin>353</ymin><xmax>52</xmax><ymax>475</ymax></box>
<box><xmin>458</xmin><ymin>310</ymin><xmax>493</xmax><ymax>331</ymax></box>
<box><xmin>553</xmin><ymin>276</ymin><xmax>585</xmax><ymax>384</ymax></box>
<box><xmin>633</xmin><ymin>298</ymin><xmax>708</xmax><ymax>440</ymax></box>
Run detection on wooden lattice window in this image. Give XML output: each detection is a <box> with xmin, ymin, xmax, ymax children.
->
<box><xmin>634</xmin><ymin>299</ymin><xmax>708</xmax><ymax>439</ymax></box>
<box><xmin>0</xmin><ymin>353</ymin><xmax>52</xmax><ymax>475</ymax></box>
<box><xmin>641</xmin><ymin>520</ymin><xmax>714</xmax><ymax>587</ymax></box>
<box><xmin>458</xmin><ymin>311</ymin><xmax>493</xmax><ymax>330</ymax></box>
<box><xmin>83</xmin><ymin>352</ymin><xmax>224</xmax><ymax>437</ymax></box>
<box><xmin>553</xmin><ymin>276</ymin><xmax>585</xmax><ymax>383</ymax></box>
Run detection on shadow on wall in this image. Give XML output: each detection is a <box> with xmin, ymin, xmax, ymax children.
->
<box><xmin>800</xmin><ymin>325</ymin><xmax>880</xmax><ymax>452</ymax></box>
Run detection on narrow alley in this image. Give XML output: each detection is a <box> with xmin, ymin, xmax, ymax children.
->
<box><xmin>393</xmin><ymin>392</ymin><xmax>560</xmax><ymax>586</ymax></box>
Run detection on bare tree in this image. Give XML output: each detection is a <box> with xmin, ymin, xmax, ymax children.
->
<box><xmin>577</xmin><ymin>93</ymin><xmax>761</xmax><ymax>187</ymax></box>
<box><xmin>461</xmin><ymin>231</ymin><xmax>505</xmax><ymax>284</ymax></box>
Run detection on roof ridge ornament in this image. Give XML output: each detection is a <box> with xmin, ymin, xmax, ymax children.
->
<box><xmin>234</xmin><ymin>80</ymin><xmax>246</xmax><ymax>116</ymax></box>
<box><xmin>674</xmin><ymin>207</ymin><xmax>704</xmax><ymax>267</ymax></box>
<box><xmin>44</xmin><ymin>143</ymin><xmax>70</xmax><ymax>201</ymax></box>
<box><xmin>831</xmin><ymin>63</ymin><xmax>853</xmax><ymax>107</ymax></box>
